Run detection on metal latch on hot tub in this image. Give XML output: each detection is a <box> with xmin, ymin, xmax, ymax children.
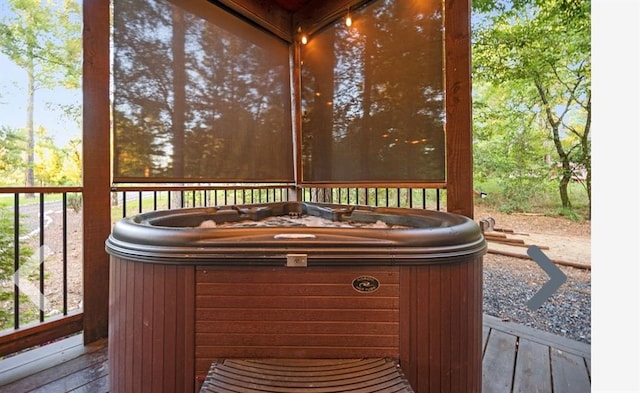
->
<box><xmin>286</xmin><ymin>254</ymin><xmax>308</xmax><ymax>267</ymax></box>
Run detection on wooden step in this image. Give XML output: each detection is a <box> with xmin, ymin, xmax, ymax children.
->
<box><xmin>199</xmin><ymin>358</ymin><xmax>414</xmax><ymax>392</ymax></box>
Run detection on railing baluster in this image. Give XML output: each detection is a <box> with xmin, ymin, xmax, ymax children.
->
<box><xmin>13</xmin><ymin>193</ymin><xmax>20</xmax><ymax>329</ymax></box>
<box><xmin>62</xmin><ymin>193</ymin><xmax>69</xmax><ymax>316</ymax></box>
<box><xmin>39</xmin><ymin>194</ymin><xmax>45</xmax><ymax>322</ymax></box>
<box><xmin>122</xmin><ymin>191</ymin><xmax>127</xmax><ymax>217</ymax></box>
<box><xmin>422</xmin><ymin>188</ymin><xmax>426</xmax><ymax>209</ymax></box>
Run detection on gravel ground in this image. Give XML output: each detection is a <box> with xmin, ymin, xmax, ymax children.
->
<box><xmin>482</xmin><ymin>253</ymin><xmax>591</xmax><ymax>344</ymax></box>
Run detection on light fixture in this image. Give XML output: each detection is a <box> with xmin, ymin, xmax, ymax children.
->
<box><xmin>345</xmin><ymin>9</ymin><xmax>352</xmax><ymax>27</ymax></box>
<box><xmin>297</xmin><ymin>26</ymin><xmax>308</xmax><ymax>44</ymax></box>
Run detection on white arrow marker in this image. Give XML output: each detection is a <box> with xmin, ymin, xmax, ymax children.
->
<box><xmin>12</xmin><ymin>245</ymin><xmax>53</xmax><ymax>312</ymax></box>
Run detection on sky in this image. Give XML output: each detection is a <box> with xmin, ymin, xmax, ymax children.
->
<box><xmin>0</xmin><ymin>0</ymin><xmax>81</xmax><ymax>148</ymax></box>
<box><xmin>0</xmin><ymin>52</ymin><xmax>81</xmax><ymax>147</ymax></box>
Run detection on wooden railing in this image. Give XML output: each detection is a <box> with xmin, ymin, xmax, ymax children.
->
<box><xmin>0</xmin><ymin>184</ymin><xmax>443</xmax><ymax>357</ymax></box>
<box><xmin>0</xmin><ymin>187</ymin><xmax>84</xmax><ymax>358</ymax></box>
<box><xmin>300</xmin><ymin>186</ymin><xmax>444</xmax><ymax>210</ymax></box>
<box><xmin>111</xmin><ymin>185</ymin><xmax>444</xmax><ymax>218</ymax></box>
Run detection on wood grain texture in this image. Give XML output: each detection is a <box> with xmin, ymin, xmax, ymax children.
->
<box><xmin>444</xmin><ymin>0</ymin><xmax>474</xmax><ymax>218</ymax></box>
<box><xmin>195</xmin><ymin>266</ymin><xmax>400</xmax><ymax>377</ymax></box>
<box><xmin>399</xmin><ymin>257</ymin><xmax>483</xmax><ymax>393</ymax></box>
<box><xmin>550</xmin><ymin>348</ymin><xmax>591</xmax><ymax>393</ymax></box>
<box><xmin>513</xmin><ymin>338</ymin><xmax>552</xmax><ymax>393</ymax></box>
<box><xmin>108</xmin><ymin>258</ymin><xmax>195</xmax><ymax>393</ymax></box>
<box><xmin>482</xmin><ymin>329</ymin><xmax>517</xmax><ymax>393</ymax></box>
<box><xmin>0</xmin><ymin>314</ymin><xmax>591</xmax><ymax>393</ymax></box>
<box><xmin>199</xmin><ymin>358</ymin><xmax>414</xmax><ymax>392</ymax></box>
<box><xmin>82</xmin><ymin>0</ymin><xmax>111</xmax><ymax>344</ymax></box>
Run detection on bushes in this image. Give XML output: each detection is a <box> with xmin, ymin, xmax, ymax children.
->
<box><xmin>0</xmin><ymin>209</ymin><xmax>35</xmax><ymax>329</ymax></box>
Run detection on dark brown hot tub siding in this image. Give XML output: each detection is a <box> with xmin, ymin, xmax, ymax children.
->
<box><xmin>399</xmin><ymin>257</ymin><xmax>484</xmax><ymax>392</ymax></box>
<box><xmin>108</xmin><ymin>257</ymin><xmax>196</xmax><ymax>393</ymax></box>
<box><xmin>108</xmin><ymin>255</ymin><xmax>483</xmax><ymax>393</ymax></box>
<box><xmin>194</xmin><ymin>265</ymin><xmax>401</xmax><ymax>377</ymax></box>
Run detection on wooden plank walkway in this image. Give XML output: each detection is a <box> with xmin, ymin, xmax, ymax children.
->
<box><xmin>0</xmin><ymin>315</ymin><xmax>590</xmax><ymax>392</ymax></box>
<box><xmin>482</xmin><ymin>315</ymin><xmax>591</xmax><ymax>393</ymax></box>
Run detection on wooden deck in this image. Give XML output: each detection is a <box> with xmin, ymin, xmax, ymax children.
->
<box><xmin>0</xmin><ymin>315</ymin><xmax>590</xmax><ymax>393</ymax></box>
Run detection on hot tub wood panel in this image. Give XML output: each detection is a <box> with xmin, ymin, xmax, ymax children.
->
<box><xmin>399</xmin><ymin>257</ymin><xmax>484</xmax><ymax>393</ymax></box>
<box><xmin>194</xmin><ymin>266</ymin><xmax>400</xmax><ymax>377</ymax></box>
<box><xmin>108</xmin><ymin>257</ymin><xmax>195</xmax><ymax>393</ymax></box>
<box><xmin>107</xmin><ymin>202</ymin><xmax>486</xmax><ymax>392</ymax></box>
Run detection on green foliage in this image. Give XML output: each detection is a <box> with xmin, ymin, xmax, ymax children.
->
<box><xmin>555</xmin><ymin>206</ymin><xmax>584</xmax><ymax>222</ymax></box>
<box><xmin>1</xmin><ymin>0</ymin><xmax>82</xmax><ymax>188</ymax></box>
<box><xmin>0</xmin><ymin>126</ymin><xmax>27</xmax><ymax>183</ymax></box>
<box><xmin>473</xmin><ymin>82</ymin><xmax>553</xmax><ymax>213</ymax></box>
<box><xmin>33</xmin><ymin>127</ymin><xmax>82</xmax><ymax>186</ymax></box>
<box><xmin>0</xmin><ymin>126</ymin><xmax>81</xmax><ymax>187</ymax></box>
<box><xmin>0</xmin><ymin>0</ymin><xmax>81</xmax><ymax>90</ymax></box>
<box><xmin>0</xmin><ymin>208</ymin><xmax>35</xmax><ymax>329</ymax></box>
<box><xmin>472</xmin><ymin>0</ymin><xmax>591</xmax><ymax>214</ymax></box>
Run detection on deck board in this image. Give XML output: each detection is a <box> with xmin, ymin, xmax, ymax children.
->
<box><xmin>550</xmin><ymin>348</ymin><xmax>591</xmax><ymax>393</ymax></box>
<box><xmin>0</xmin><ymin>315</ymin><xmax>590</xmax><ymax>393</ymax></box>
<box><xmin>512</xmin><ymin>338</ymin><xmax>551</xmax><ymax>393</ymax></box>
<box><xmin>482</xmin><ymin>329</ymin><xmax>518</xmax><ymax>393</ymax></box>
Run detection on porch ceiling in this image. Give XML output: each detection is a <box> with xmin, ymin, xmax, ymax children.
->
<box><xmin>273</xmin><ymin>0</ymin><xmax>313</xmax><ymax>12</ymax></box>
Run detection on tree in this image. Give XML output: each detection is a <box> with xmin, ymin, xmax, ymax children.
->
<box><xmin>472</xmin><ymin>0</ymin><xmax>591</xmax><ymax>215</ymax></box>
<box><xmin>33</xmin><ymin>126</ymin><xmax>65</xmax><ymax>185</ymax></box>
<box><xmin>0</xmin><ymin>0</ymin><xmax>81</xmax><ymax>190</ymax></box>
<box><xmin>0</xmin><ymin>125</ymin><xmax>27</xmax><ymax>185</ymax></box>
<box><xmin>473</xmin><ymin>82</ymin><xmax>553</xmax><ymax>212</ymax></box>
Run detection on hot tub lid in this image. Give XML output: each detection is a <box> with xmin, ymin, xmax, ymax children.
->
<box><xmin>105</xmin><ymin>201</ymin><xmax>486</xmax><ymax>265</ymax></box>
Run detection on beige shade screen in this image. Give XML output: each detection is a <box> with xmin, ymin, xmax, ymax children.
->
<box><xmin>300</xmin><ymin>0</ymin><xmax>445</xmax><ymax>183</ymax></box>
<box><xmin>112</xmin><ymin>0</ymin><xmax>294</xmax><ymax>182</ymax></box>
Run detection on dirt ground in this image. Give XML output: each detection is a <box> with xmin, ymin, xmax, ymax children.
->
<box><xmin>474</xmin><ymin>204</ymin><xmax>591</xmax><ymax>268</ymax></box>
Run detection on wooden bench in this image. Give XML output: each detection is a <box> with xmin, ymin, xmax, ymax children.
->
<box><xmin>199</xmin><ymin>358</ymin><xmax>414</xmax><ymax>392</ymax></box>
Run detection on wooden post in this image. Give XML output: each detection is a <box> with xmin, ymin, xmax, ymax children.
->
<box><xmin>445</xmin><ymin>0</ymin><xmax>474</xmax><ymax>219</ymax></box>
<box><xmin>82</xmin><ymin>0</ymin><xmax>111</xmax><ymax>343</ymax></box>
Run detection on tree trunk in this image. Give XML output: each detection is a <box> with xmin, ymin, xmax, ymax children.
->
<box><xmin>582</xmin><ymin>94</ymin><xmax>591</xmax><ymax>219</ymax></box>
<box><xmin>535</xmin><ymin>78</ymin><xmax>571</xmax><ymax>210</ymax></box>
<box><xmin>558</xmin><ymin>162</ymin><xmax>572</xmax><ymax>209</ymax></box>
<box><xmin>171</xmin><ymin>6</ymin><xmax>185</xmax><ymax>179</ymax></box>
<box><xmin>26</xmin><ymin>58</ymin><xmax>35</xmax><ymax>195</ymax></box>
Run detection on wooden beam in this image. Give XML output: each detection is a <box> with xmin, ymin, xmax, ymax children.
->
<box><xmin>293</xmin><ymin>0</ymin><xmax>369</xmax><ymax>37</ymax></box>
<box><xmin>213</xmin><ymin>0</ymin><xmax>295</xmax><ymax>41</ymax></box>
<box><xmin>82</xmin><ymin>0</ymin><xmax>111</xmax><ymax>344</ymax></box>
<box><xmin>445</xmin><ymin>0</ymin><xmax>474</xmax><ymax>218</ymax></box>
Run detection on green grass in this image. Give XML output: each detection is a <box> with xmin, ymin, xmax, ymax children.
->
<box><xmin>0</xmin><ymin>193</ymin><xmax>79</xmax><ymax>208</ymax></box>
<box><xmin>475</xmin><ymin>179</ymin><xmax>590</xmax><ymax>220</ymax></box>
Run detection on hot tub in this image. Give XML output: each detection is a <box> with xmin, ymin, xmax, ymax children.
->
<box><xmin>106</xmin><ymin>201</ymin><xmax>486</xmax><ymax>392</ymax></box>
